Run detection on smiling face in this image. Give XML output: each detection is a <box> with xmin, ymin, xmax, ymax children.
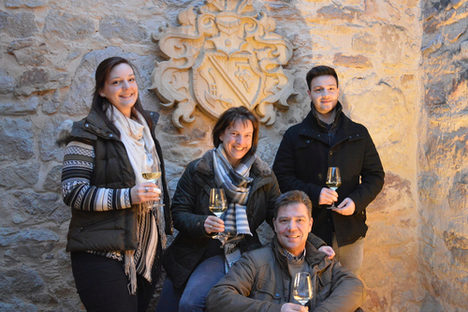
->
<box><xmin>307</xmin><ymin>75</ymin><xmax>339</xmax><ymax>120</ymax></box>
<box><xmin>218</xmin><ymin>119</ymin><xmax>254</xmax><ymax>167</ymax></box>
<box><xmin>99</xmin><ymin>63</ymin><xmax>138</xmax><ymax>117</ymax></box>
<box><xmin>273</xmin><ymin>203</ymin><xmax>313</xmax><ymax>257</ymax></box>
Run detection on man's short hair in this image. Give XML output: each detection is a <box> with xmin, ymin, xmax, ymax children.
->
<box><xmin>273</xmin><ymin>190</ymin><xmax>312</xmax><ymax>219</ymax></box>
<box><xmin>306</xmin><ymin>65</ymin><xmax>339</xmax><ymax>90</ymax></box>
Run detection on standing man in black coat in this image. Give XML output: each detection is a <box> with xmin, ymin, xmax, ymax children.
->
<box><xmin>273</xmin><ymin>65</ymin><xmax>385</xmax><ymax>274</ymax></box>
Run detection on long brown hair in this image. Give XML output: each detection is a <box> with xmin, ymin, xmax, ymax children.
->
<box><xmin>91</xmin><ymin>56</ymin><xmax>152</xmax><ymax>136</ymax></box>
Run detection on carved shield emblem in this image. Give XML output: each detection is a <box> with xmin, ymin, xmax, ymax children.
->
<box><xmin>150</xmin><ymin>0</ymin><xmax>294</xmax><ymax>128</ymax></box>
<box><xmin>193</xmin><ymin>50</ymin><xmax>264</xmax><ymax>118</ymax></box>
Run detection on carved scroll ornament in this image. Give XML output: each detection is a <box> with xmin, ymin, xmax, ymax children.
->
<box><xmin>150</xmin><ymin>0</ymin><xmax>294</xmax><ymax>128</ymax></box>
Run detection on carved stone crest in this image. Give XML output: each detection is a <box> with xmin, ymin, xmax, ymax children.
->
<box><xmin>150</xmin><ymin>0</ymin><xmax>294</xmax><ymax>128</ymax></box>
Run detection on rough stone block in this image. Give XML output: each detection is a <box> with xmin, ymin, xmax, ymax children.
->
<box><xmin>352</xmin><ymin>33</ymin><xmax>377</xmax><ymax>53</ymax></box>
<box><xmin>9</xmin><ymin>191</ymin><xmax>69</xmax><ymax>224</ymax></box>
<box><xmin>15</xmin><ymin>69</ymin><xmax>69</xmax><ymax>96</ymax></box>
<box><xmin>0</xmin><ymin>299</ymin><xmax>38</xmax><ymax>312</ymax></box>
<box><xmin>1</xmin><ymin>266</ymin><xmax>44</xmax><ymax>294</ymax></box>
<box><xmin>0</xmin><ymin>96</ymin><xmax>38</xmax><ymax>116</ymax></box>
<box><xmin>44</xmin><ymin>165</ymin><xmax>62</xmax><ymax>192</ymax></box>
<box><xmin>0</xmin><ymin>69</ymin><xmax>15</xmax><ymax>94</ymax></box>
<box><xmin>317</xmin><ymin>4</ymin><xmax>356</xmax><ymax>21</ymax></box>
<box><xmin>0</xmin><ymin>162</ymin><xmax>40</xmax><ymax>189</ymax></box>
<box><xmin>9</xmin><ymin>44</ymin><xmax>47</xmax><ymax>66</ymax></box>
<box><xmin>41</xmin><ymin>91</ymin><xmax>61</xmax><ymax>115</ymax></box>
<box><xmin>16</xmin><ymin>68</ymin><xmax>48</xmax><ymax>90</ymax></box>
<box><xmin>1</xmin><ymin>228</ymin><xmax>60</xmax><ymax>264</ymax></box>
<box><xmin>422</xmin><ymin>33</ymin><xmax>444</xmax><ymax>56</ymax></box>
<box><xmin>0</xmin><ymin>227</ymin><xmax>59</xmax><ymax>247</ymax></box>
<box><xmin>39</xmin><ymin>118</ymin><xmax>65</xmax><ymax>162</ymax></box>
<box><xmin>0</xmin><ymin>11</ymin><xmax>8</xmax><ymax>31</ymax></box>
<box><xmin>43</xmin><ymin>10</ymin><xmax>94</xmax><ymax>41</ymax></box>
<box><xmin>0</xmin><ymin>11</ymin><xmax>38</xmax><ymax>38</ymax></box>
<box><xmin>443</xmin><ymin>231</ymin><xmax>468</xmax><ymax>266</ymax></box>
<box><xmin>6</xmin><ymin>38</ymin><xmax>34</xmax><ymax>51</ymax></box>
<box><xmin>333</xmin><ymin>52</ymin><xmax>372</xmax><ymax>68</ymax></box>
<box><xmin>425</xmin><ymin>81</ymin><xmax>448</xmax><ymax>108</ymax></box>
<box><xmin>99</xmin><ymin>16</ymin><xmax>148</xmax><ymax>42</ymax></box>
<box><xmin>461</xmin><ymin>40</ymin><xmax>468</xmax><ymax>56</ymax></box>
<box><xmin>0</xmin><ymin>117</ymin><xmax>34</xmax><ymax>161</ymax></box>
<box><xmin>5</xmin><ymin>0</ymin><xmax>47</xmax><ymax>8</ymax></box>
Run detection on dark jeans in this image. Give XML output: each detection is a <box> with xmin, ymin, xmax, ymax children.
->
<box><xmin>71</xmin><ymin>252</ymin><xmax>155</xmax><ymax>312</ymax></box>
<box><xmin>156</xmin><ymin>255</ymin><xmax>225</xmax><ymax>312</ymax></box>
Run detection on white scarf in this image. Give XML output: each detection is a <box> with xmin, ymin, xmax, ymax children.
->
<box><xmin>106</xmin><ymin>105</ymin><xmax>159</xmax><ymax>294</ymax></box>
<box><xmin>107</xmin><ymin>106</ymin><xmax>158</xmax><ymax>186</ymax></box>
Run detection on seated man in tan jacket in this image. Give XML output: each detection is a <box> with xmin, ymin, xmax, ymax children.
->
<box><xmin>206</xmin><ymin>190</ymin><xmax>364</xmax><ymax>312</ymax></box>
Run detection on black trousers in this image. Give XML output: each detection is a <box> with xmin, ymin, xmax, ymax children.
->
<box><xmin>71</xmin><ymin>252</ymin><xmax>156</xmax><ymax>312</ymax></box>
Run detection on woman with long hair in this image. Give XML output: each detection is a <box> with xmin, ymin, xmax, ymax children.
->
<box><xmin>59</xmin><ymin>56</ymin><xmax>172</xmax><ymax>312</ymax></box>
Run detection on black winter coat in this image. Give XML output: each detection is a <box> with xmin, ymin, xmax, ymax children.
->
<box><xmin>273</xmin><ymin>103</ymin><xmax>384</xmax><ymax>246</ymax></box>
<box><xmin>163</xmin><ymin>150</ymin><xmax>281</xmax><ymax>289</ymax></box>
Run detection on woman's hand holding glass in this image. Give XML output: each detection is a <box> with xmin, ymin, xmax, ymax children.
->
<box><xmin>130</xmin><ymin>183</ymin><xmax>161</xmax><ymax>207</ymax></box>
<box><xmin>204</xmin><ymin>215</ymin><xmax>225</xmax><ymax>235</ymax></box>
<box><xmin>139</xmin><ymin>170</ymin><xmax>164</xmax><ymax>211</ymax></box>
<box><xmin>206</xmin><ymin>188</ymin><xmax>228</xmax><ymax>243</ymax></box>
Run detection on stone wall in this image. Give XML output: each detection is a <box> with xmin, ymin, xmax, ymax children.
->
<box><xmin>419</xmin><ymin>0</ymin><xmax>468</xmax><ymax>311</ymax></box>
<box><xmin>0</xmin><ymin>0</ymin><xmax>466</xmax><ymax>311</ymax></box>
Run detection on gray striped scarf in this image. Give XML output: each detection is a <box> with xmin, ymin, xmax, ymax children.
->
<box><xmin>212</xmin><ymin>146</ymin><xmax>255</xmax><ymax>236</ymax></box>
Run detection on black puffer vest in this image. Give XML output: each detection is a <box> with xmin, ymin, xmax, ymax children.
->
<box><xmin>65</xmin><ymin>108</ymin><xmax>172</xmax><ymax>252</ymax></box>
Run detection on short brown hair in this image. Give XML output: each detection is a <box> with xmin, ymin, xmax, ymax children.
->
<box><xmin>212</xmin><ymin>107</ymin><xmax>259</xmax><ymax>159</ymax></box>
<box><xmin>306</xmin><ymin>65</ymin><xmax>339</xmax><ymax>90</ymax></box>
<box><xmin>273</xmin><ymin>190</ymin><xmax>312</xmax><ymax>219</ymax></box>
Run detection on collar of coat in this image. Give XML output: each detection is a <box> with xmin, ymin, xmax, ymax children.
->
<box><xmin>306</xmin><ymin>101</ymin><xmax>344</xmax><ymax>131</ymax></box>
<box><xmin>272</xmin><ymin>236</ymin><xmax>332</xmax><ymax>273</ymax></box>
<box><xmin>57</xmin><ymin>106</ymin><xmax>160</xmax><ymax>146</ymax></box>
<box><xmin>194</xmin><ymin>149</ymin><xmax>273</xmax><ymax>178</ymax></box>
<box><xmin>309</xmin><ymin>101</ymin><xmax>344</xmax><ymax>131</ymax></box>
<box><xmin>299</xmin><ymin>102</ymin><xmax>365</xmax><ymax>145</ymax></box>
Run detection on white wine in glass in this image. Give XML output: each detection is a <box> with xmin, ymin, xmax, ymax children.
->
<box><xmin>142</xmin><ymin>171</ymin><xmax>161</xmax><ymax>183</ymax></box>
<box><xmin>326</xmin><ymin>167</ymin><xmax>341</xmax><ymax>209</ymax></box>
<box><xmin>142</xmin><ymin>170</ymin><xmax>162</xmax><ymax>208</ymax></box>
<box><xmin>209</xmin><ymin>188</ymin><xmax>227</xmax><ymax>242</ymax></box>
<box><xmin>209</xmin><ymin>188</ymin><xmax>227</xmax><ymax>218</ymax></box>
<box><xmin>292</xmin><ymin>272</ymin><xmax>313</xmax><ymax>306</ymax></box>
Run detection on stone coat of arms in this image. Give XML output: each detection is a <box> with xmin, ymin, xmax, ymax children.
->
<box><xmin>150</xmin><ymin>0</ymin><xmax>294</xmax><ymax>128</ymax></box>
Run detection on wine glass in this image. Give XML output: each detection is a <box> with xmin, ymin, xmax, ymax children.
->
<box><xmin>142</xmin><ymin>168</ymin><xmax>163</xmax><ymax>208</ymax></box>
<box><xmin>292</xmin><ymin>272</ymin><xmax>313</xmax><ymax>306</ymax></box>
<box><xmin>326</xmin><ymin>166</ymin><xmax>341</xmax><ymax>209</ymax></box>
<box><xmin>209</xmin><ymin>188</ymin><xmax>228</xmax><ymax>241</ymax></box>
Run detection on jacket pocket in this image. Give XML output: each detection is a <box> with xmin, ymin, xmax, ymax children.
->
<box><xmin>251</xmin><ymin>278</ymin><xmax>282</xmax><ymax>303</ymax></box>
<box><xmin>67</xmin><ymin>209</ymin><xmax>137</xmax><ymax>252</ymax></box>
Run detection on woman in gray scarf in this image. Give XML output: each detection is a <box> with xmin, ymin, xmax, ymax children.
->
<box><xmin>156</xmin><ymin>107</ymin><xmax>333</xmax><ymax>312</ymax></box>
